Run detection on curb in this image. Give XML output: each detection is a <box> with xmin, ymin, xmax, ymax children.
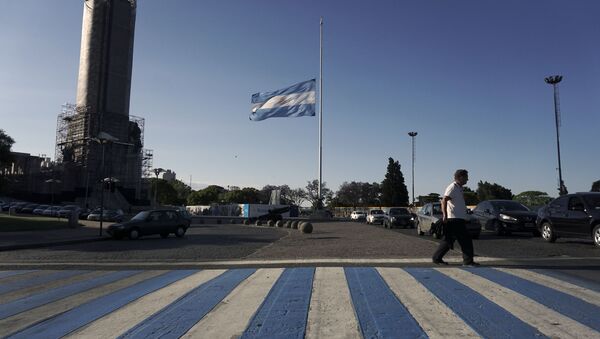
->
<box><xmin>0</xmin><ymin>236</ymin><xmax>111</xmax><ymax>252</ymax></box>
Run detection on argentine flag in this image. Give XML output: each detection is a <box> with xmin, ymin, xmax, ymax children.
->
<box><xmin>250</xmin><ymin>79</ymin><xmax>316</xmax><ymax>121</ymax></box>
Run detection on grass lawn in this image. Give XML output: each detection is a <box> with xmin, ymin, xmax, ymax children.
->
<box><xmin>0</xmin><ymin>214</ymin><xmax>75</xmax><ymax>232</ymax></box>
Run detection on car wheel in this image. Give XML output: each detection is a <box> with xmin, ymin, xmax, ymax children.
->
<box><xmin>541</xmin><ymin>222</ymin><xmax>556</xmax><ymax>243</ymax></box>
<box><xmin>128</xmin><ymin>228</ymin><xmax>140</xmax><ymax>240</ymax></box>
<box><xmin>160</xmin><ymin>232</ymin><xmax>169</xmax><ymax>239</ymax></box>
<box><xmin>175</xmin><ymin>226</ymin><xmax>186</xmax><ymax>238</ymax></box>
<box><xmin>593</xmin><ymin>225</ymin><xmax>600</xmax><ymax>248</ymax></box>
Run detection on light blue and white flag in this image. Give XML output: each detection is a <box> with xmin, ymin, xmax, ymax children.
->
<box><xmin>250</xmin><ymin>79</ymin><xmax>316</xmax><ymax>121</ymax></box>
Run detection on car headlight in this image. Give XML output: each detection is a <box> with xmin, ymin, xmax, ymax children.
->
<box><xmin>410</xmin><ymin>217</ymin><xmax>414</xmax><ymax>221</ymax></box>
<box><xmin>499</xmin><ymin>214</ymin><xmax>517</xmax><ymax>222</ymax></box>
<box><xmin>390</xmin><ymin>217</ymin><xmax>396</xmax><ymax>222</ymax></box>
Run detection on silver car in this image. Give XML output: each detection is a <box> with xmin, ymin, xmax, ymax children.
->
<box><xmin>416</xmin><ymin>202</ymin><xmax>481</xmax><ymax>239</ymax></box>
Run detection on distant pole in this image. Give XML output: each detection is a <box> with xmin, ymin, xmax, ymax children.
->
<box><xmin>544</xmin><ymin>75</ymin><xmax>567</xmax><ymax>195</ymax></box>
<box><xmin>408</xmin><ymin>132</ymin><xmax>418</xmax><ymax>205</ymax></box>
<box><xmin>318</xmin><ymin>16</ymin><xmax>323</xmax><ymax>208</ymax></box>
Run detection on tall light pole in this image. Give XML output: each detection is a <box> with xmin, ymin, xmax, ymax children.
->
<box><xmin>408</xmin><ymin>132</ymin><xmax>418</xmax><ymax>206</ymax></box>
<box><xmin>153</xmin><ymin>168</ymin><xmax>165</xmax><ymax>207</ymax></box>
<box><xmin>544</xmin><ymin>75</ymin><xmax>567</xmax><ymax>196</ymax></box>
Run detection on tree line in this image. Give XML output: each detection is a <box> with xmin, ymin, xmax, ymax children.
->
<box><xmin>2</xmin><ymin>129</ymin><xmax>599</xmax><ymax>206</ymax></box>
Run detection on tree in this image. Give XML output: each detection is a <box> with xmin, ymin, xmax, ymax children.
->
<box><xmin>462</xmin><ymin>186</ymin><xmax>479</xmax><ymax>205</ymax></box>
<box><xmin>286</xmin><ymin>187</ymin><xmax>307</xmax><ymax>206</ymax></box>
<box><xmin>380</xmin><ymin>157</ymin><xmax>409</xmax><ymax>206</ymax></box>
<box><xmin>0</xmin><ymin>129</ymin><xmax>14</xmax><ymax>166</ymax></box>
<box><xmin>305</xmin><ymin>179</ymin><xmax>332</xmax><ymax>208</ymax></box>
<box><xmin>149</xmin><ymin>178</ymin><xmax>178</xmax><ymax>205</ymax></box>
<box><xmin>591</xmin><ymin>180</ymin><xmax>600</xmax><ymax>192</ymax></box>
<box><xmin>334</xmin><ymin>181</ymin><xmax>382</xmax><ymax>207</ymax></box>
<box><xmin>170</xmin><ymin>179</ymin><xmax>192</xmax><ymax>205</ymax></box>
<box><xmin>0</xmin><ymin>130</ymin><xmax>15</xmax><ymax>192</ymax></box>
<box><xmin>417</xmin><ymin>193</ymin><xmax>441</xmax><ymax>205</ymax></box>
<box><xmin>514</xmin><ymin>191</ymin><xmax>552</xmax><ymax>207</ymax></box>
<box><xmin>187</xmin><ymin>185</ymin><xmax>225</xmax><ymax>205</ymax></box>
<box><xmin>222</xmin><ymin>187</ymin><xmax>261</xmax><ymax>204</ymax></box>
<box><xmin>476</xmin><ymin>181</ymin><xmax>513</xmax><ymax>201</ymax></box>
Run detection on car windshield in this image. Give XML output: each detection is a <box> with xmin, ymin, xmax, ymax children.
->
<box><xmin>432</xmin><ymin>204</ymin><xmax>442</xmax><ymax>215</ymax></box>
<box><xmin>389</xmin><ymin>208</ymin><xmax>409</xmax><ymax>215</ymax></box>
<box><xmin>132</xmin><ymin>211</ymin><xmax>150</xmax><ymax>220</ymax></box>
<box><xmin>490</xmin><ymin>201</ymin><xmax>529</xmax><ymax>212</ymax></box>
<box><xmin>583</xmin><ymin>195</ymin><xmax>600</xmax><ymax>209</ymax></box>
<box><xmin>371</xmin><ymin>210</ymin><xmax>383</xmax><ymax>214</ymax></box>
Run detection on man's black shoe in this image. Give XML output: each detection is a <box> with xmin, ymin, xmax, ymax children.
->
<box><xmin>463</xmin><ymin>262</ymin><xmax>481</xmax><ymax>267</ymax></box>
<box><xmin>432</xmin><ymin>259</ymin><xmax>449</xmax><ymax>265</ymax></box>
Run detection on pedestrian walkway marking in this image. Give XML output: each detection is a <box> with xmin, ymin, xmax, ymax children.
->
<box><xmin>0</xmin><ymin>270</ymin><xmax>88</xmax><ymax>296</ymax></box>
<box><xmin>466</xmin><ymin>267</ymin><xmax>600</xmax><ymax>332</ymax></box>
<box><xmin>306</xmin><ymin>267</ymin><xmax>361</xmax><ymax>339</ymax></box>
<box><xmin>439</xmin><ymin>268</ymin><xmax>598</xmax><ymax>339</ymax></box>
<box><xmin>241</xmin><ymin>267</ymin><xmax>314</xmax><ymax>338</ymax></box>
<box><xmin>346</xmin><ymin>267</ymin><xmax>427</xmax><ymax>338</ymax></box>
<box><xmin>120</xmin><ymin>269</ymin><xmax>254</xmax><ymax>338</ymax></box>
<box><xmin>405</xmin><ymin>268</ymin><xmax>546</xmax><ymax>338</ymax></box>
<box><xmin>377</xmin><ymin>267</ymin><xmax>480</xmax><ymax>338</ymax></box>
<box><xmin>1</xmin><ymin>267</ymin><xmax>599</xmax><ymax>339</ymax></box>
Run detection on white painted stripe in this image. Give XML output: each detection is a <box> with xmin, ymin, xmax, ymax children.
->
<box><xmin>305</xmin><ymin>267</ymin><xmax>361</xmax><ymax>339</ymax></box>
<box><xmin>377</xmin><ymin>267</ymin><xmax>481</xmax><ymax>338</ymax></box>
<box><xmin>181</xmin><ymin>268</ymin><xmax>284</xmax><ymax>338</ymax></box>
<box><xmin>253</xmin><ymin>91</ymin><xmax>316</xmax><ymax>111</ymax></box>
<box><xmin>438</xmin><ymin>268</ymin><xmax>599</xmax><ymax>339</ymax></box>
<box><xmin>66</xmin><ymin>270</ymin><xmax>226</xmax><ymax>339</ymax></box>
<box><xmin>495</xmin><ymin>268</ymin><xmax>600</xmax><ymax>307</ymax></box>
<box><xmin>0</xmin><ymin>271</ymin><xmax>104</xmax><ymax>305</ymax></box>
<box><xmin>0</xmin><ymin>271</ymin><xmax>162</xmax><ymax>338</ymax></box>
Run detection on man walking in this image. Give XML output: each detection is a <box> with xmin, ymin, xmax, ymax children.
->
<box><xmin>432</xmin><ymin>169</ymin><xmax>479</xmax><ymax>266</ymax></box>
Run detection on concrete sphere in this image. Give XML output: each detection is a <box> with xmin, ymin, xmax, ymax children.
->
<box><xmin>255</xmin><ymin>220</ymin><xmax>262</xmax><ymax>226</ymax></box>
<box><xmin>243</xmin><ymin>219</ymin><xmax>249</xmax><ymax>225</ymax></box>
<box><xmin>276</xmin><ymin>220</ymin><xmax>284</xmax><ymax>228</ymax></box>
<box><xmin>300</xmin><ymin>222</ymin><xmax>313</xmax><ymax>234</ymax></box>
<box><xmin>285</xmin><ymin>221</ymin><xmax>292</xmax><ymax>228</ymax></box>
<box><xmin>267</xmin><ymin>220</ymin><xmax>275</xmax><ymax>227</ymax></box>
<box><xmin>292</xmin><ymin>220</ymin><xmax>300</xmax><ymax>229</ymax></box>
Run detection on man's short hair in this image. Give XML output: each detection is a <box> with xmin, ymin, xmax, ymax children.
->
<box><xmin>454</xmin><ymin>169</ymin><xmax>468</xmax><ymax>179</ymax></box>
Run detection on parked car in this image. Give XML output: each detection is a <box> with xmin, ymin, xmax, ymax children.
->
<box><xmin>366</xmin><ymin>209</ymin><xmax>385</xmax><ymax>225</ymax></box>
<box><xmin>57</xmin><ymin>205</ymin><xmax>81</xmax><ymax>218</ymax></box>
<box><xmin>472</xmin><ymin>200</ymin><xmax>539</xmax><ymax>236</ymax></box>
<box><xmin>416</xmin><ymin>202</ymin><xmax>481</xmax><ymax>239</ymax></box>
<box><xmin>42</xmin><ymin>206</ymin><xmax>62</xmax><ymax>217</ymax></box>
<box><xmin>350</xmin><ymin>211</ymin><xmax>366</xmax><ymax>221</ymax></box>
<box><xmin>383</xmin><ymin>207</ymin><xmax>415</xmax><ymax>229</ymax></box>
<box><xmin>12</xmin><ymin>202</ymin><xmax>29</xmax><ymax>213</ymax></box>
<box><xmin>78</xmin><ymin>208</ymin><xmax>91</xmax><ymax>220</ymax></box>
<box><xmin>107</xmin><ymin>209</ymin><xmax>191</xmax><ymax>240</ymax></box>
<box><xmin>20</xmin><ymin>203</ymin><xmax>39</xmax><ymax>214</ymax></box>
<box><xmin>87</xmin><ymin>209</ymin><xmax>124</xmax><ymax>222</ymax></box>
<box><xmin>33</xmin><ymin>205</ymin><xmax>50</xmax><ymax>215</ymax></box>
<box><xmin>536</xmin><ymin>192</ymin><xmax>600</xmax><ymax>247</ymax></box>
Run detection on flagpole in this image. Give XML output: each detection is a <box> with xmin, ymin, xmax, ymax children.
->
<box><xmin>318</xmin><ymin>16</ymin><xmax>323</xmax><ymax>208</ymax></box>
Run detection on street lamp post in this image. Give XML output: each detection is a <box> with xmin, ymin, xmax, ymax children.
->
<box><xmin>544</xmin><ymin>75</ymin><xmax>567</xmax><ymax>196</ymax></box>
<box><xmin>408</xmin><ymin>132</ymin><xmax>418</xmax><ymax>206</ymax></box>
<box><xmin>153</xmin><ymin>168</ymin><xmax>165</xmax><ymax>207</ymax></box>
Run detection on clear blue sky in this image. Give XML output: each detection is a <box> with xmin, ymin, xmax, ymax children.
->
<box><xmin>1</xmin><ymin>0</ymin><xmax>599</xmax><ymax>199</ymax></box>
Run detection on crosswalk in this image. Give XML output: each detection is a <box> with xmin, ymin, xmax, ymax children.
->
<box><xmin>0</xmin><ymin>267</ymin><xmax>599</xmax><ymax>338</ymax></box>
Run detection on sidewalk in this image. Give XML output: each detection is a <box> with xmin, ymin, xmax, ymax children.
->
<box><xmin>0</xmin><ymin>221</ymin><xmax>112</xmax><ymax>251</ymax></box>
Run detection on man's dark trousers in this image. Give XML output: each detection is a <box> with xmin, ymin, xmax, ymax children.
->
<box><xmin>432</xmin><ymin>218</ymin><xmax>474</xmax><ymax>264</ymax></box>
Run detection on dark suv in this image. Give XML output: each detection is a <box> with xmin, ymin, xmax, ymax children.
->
<box><xmin>536</xmin><ymin>192</ymin><xmax>600</xmax><ymax>247</ymax></box>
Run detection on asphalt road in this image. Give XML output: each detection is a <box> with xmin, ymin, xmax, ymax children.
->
<box><xmin>0</xmin><ymin>221</ymin><xmax>598</xmax><ymax>284</ymax></box>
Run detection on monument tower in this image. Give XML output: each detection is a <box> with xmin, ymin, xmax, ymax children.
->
<box><xmin>56</xmin><ymin>0</ymin><xmax>147</xmax><ymax>204</ymax></box>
